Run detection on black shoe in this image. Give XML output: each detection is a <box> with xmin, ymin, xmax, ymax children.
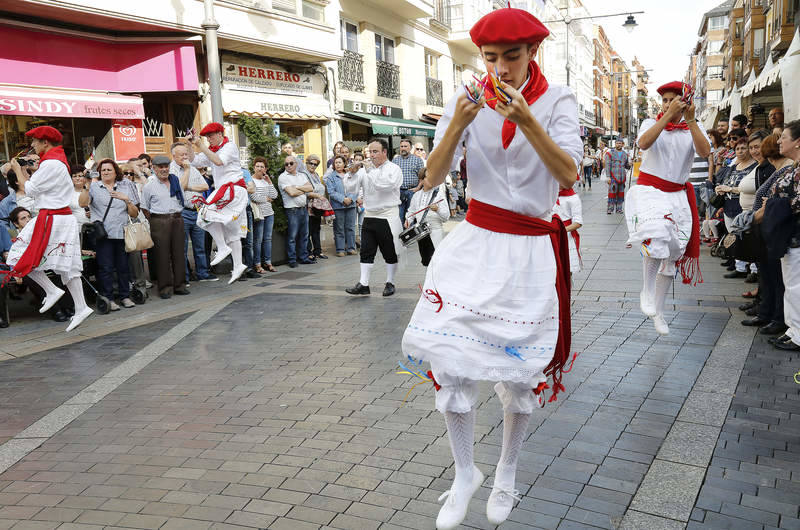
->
<box><xmin>299</xmin><ymin>259</ymin><xmax>317</xmax><ymax>265</ymax></box>
<box><xmin>742</xmin><ymin>316</ymin><xmax>768</xmax><ymax>327</ymax></box>
<box><xmin>316</xmin><ymin>254</ymin><xmax>329</xmax><ymax>259</ymax></box>
<box><xmin>739</xmin><ymin>301</ymin><xmax>756</xmax><ymax>311</ymax></box>
<box><xmin>774</xmin><ymin>339</ymin><xmax>800</xmax><ymax>351</ymax></box>
<box><xmin>160</xmin><ymin>293</ymin><xmax>172</xmax><ymax>299</ymax></box>
<box><xmin>760</xmin><ymin>322</ymin><xmax>788</xmax><ymax>335</ymax></box>
<box><xmin>744</xmin><ymin>306</ymin><xmax>758</xmax><ymax>316</ymax></box>
<box><xmin>769</xmin><ymin>334</ymin><xmax>791</xmax><ymax>345</ymax></box>
<box><xmin>721</xmin><ymin>260</ymin><xmax>733</xmax><ymax>267</ymax></box>
<box><xmin>245</xmin><ymin>269</ymin><xmax>261</xmax><ymax>279</ymax></box>
<box><xmin>726</xmin><ymin>265</ymin><xmax>736</xmax><ymax>271</ymax></box>
<box><xmin>346</xmin><ymin>283</ymin><xmax>370</xmax><ymax>295</ymax></box>
<box><xmin>382</xmin><ymin>282</ymin><xmax>395</xmax><ymax>297</ymax></box>
<box><xmin>174</xmin><ymin>289</ymin><xmax>190</xmax><ymax>295</ymax></box>
<box><xmin>53</xmin><ymin>309</ymin><xmax>69</xmax><ymax>323</ymax></box>
<box><xmin>288</xmin><ymin>262</ymin><xmax>298</xmax><ymax>268</ymax></box>
<box><xmin>724</xmin><ymin>271</ymin><xmax>747</xmax><ymax>279</ymax></box>
<box><xmin>745</xmin><ymin>273</ymin><xmax>758</xmax><ymax>283</ymax></box>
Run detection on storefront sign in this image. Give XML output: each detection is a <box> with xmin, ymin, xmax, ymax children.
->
<box><xmin>371</xmin><ymin>123</ymin><xmax>435</xmax><ymax>138</ymax></box>
<box><xmin>0</xmin><ymin>87</ymin><xmax>145</xmax><ymax>119</ymax></box>
<box><xmin>343</xmin><ymin>100</ymin><xmax>404</xmax><ymax>118</ymax></box>
<box><xmin>111</xmin><ymin>119</ymin><xmax>145</xmax><ymax>162</ymax></box>
<box><xmin>222</xmin><ymin>62</ymin><xmax>314</xmax><ymax>96</ymax></box>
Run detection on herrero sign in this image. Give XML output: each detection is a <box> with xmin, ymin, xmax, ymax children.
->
<box><xmin>222</xmin><ymin>62</ymin><xmax>314</xmax><ymax>97</ymax></box>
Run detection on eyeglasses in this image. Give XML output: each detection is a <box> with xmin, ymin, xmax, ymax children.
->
<box><xmin>122</xmin><ymin>171</ymin><xmax>135</xmax><ymax>176</ymax></box>
<box><xmin>415</xmin><ymin>148</ymin><xmax>424</xmax><ymax>151</ymax></box>
<box><xmin>285</xmin><ymin>162</ymin><xmax>295</xmax><ymax>167</ymax></box>
<box><xmin>307</xmin><ymin>162</ymin><xmax>319</xmax><ymax>166</ymax></box>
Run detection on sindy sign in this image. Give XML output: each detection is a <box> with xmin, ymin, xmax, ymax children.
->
<box><xmin>222</xmin><ymin>62</ymin><xmax>314</xmax><ymax>97</ymax></box>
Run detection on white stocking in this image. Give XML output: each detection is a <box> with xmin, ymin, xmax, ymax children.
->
<box><xmin>27</xmin><ymin>270</ymin><xmax>61</xmax><ymax>297</ymax></box>
<box><xmin>359</xmin><ymin>263</ymin><xmax>373</xmax><ymax>286</ymax></box>
<box><xmin>229</xmin><ymin>239</ymin><xmax>244</xmax><ymax>270</ymax></box>
<box><xmin>495</xmin><ymin>411</ymin><xmax>531</xmax><ymax>489</ymax></box>
<box><xmin>386</xmin><ymin>263</ymin><xmax>397</xmax><ymax>284</ymax></box>
<box><xmin>206</xmin><ymin>223</ymin><xmax>230</xmax><ymax>253</ymax></box>
<box><xmin>65</xmin><ymin>277</ymin><xmax>89</xmax><ymax>313</ymax></box>
<box><xmin>655</xmin><ymin>272</ymin><xmax>673</xmax><ymax>316</ymax></box>
<box><xmin>641</xmin><ymin>257</ymin><xmax>661</xmax><ymax>316</ymax></box>
<box><xmin>444</xmin><ymin>408</ymin><xmax>476</xmax><ymax>490</ymax></box>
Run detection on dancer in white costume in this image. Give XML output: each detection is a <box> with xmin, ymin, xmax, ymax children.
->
<box><xmin>625</xmin><ymin>81</ymin><xmax>711</xmax><ymax>335</ymax></box>
<box><xmin>552</xmin><ymin>186</ymin><xmax>583</xmax><ymax>273</ymax></box>
<box><xmin>187</xmin><ymin>122</ymin><xmax>248</xmax><ymax>284</ymax></box>
<box><xmin>4</xmin><ymin>126</ymin><xmax>92</xmax><ymax>332</ymax></box>
<box><xmin>400</xmin><ymin>7</ymin><xmax>582</xmax><ymax>529</ymax></box>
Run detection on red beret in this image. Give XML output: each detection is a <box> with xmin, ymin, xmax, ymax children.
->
<box><xmin>25</xmin><ymin>126</ymin><xmax>62</xmax><ymax>144</ymax></box>
<box><xmin>470</xmin><ymin>8</ymin><xmax>549</xmax><ymax>48</ymax></box>
<box><xmin>200</xmin><ymin>122</ymin><xmax>225</xmax><ymax>136</ymax></box>
<box><xmin>657</xmin><ymin>81</ymin><xmax>692</xmax><ymax>96</ymax></box>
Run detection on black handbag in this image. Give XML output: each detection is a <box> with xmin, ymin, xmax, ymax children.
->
<box><xmin>709</xmin><ymin>192</ymin><xmax>725</xmax><ymax>209</ymax></box>
<box><xmin>91</xmin><ymin>193</ymin><xmax>115</xmax><ymax>241</ymax></box>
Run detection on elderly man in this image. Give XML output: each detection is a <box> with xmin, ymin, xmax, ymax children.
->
<box><xmin>141</xmin><ymin>155</ymin><xmax>190</xmax><ymax>299</ymax></box>
<box><xmin>278</xmin><ymin>155</ymin><xmax>314</xmax><ymax>267</ymax></box>
<box><xmin>170</xmin><ymin>142</ymin><xmax>216</xmax><ymax>284</ymax></box>
<box><xmin>392</xmin><ymin>138</ymin><xmax>425</xmax><ymax>220</ymax></box>
<box><xmin>604</xmin><ymin>139</ymin><xmax>630</xmax><ymax>214</ymax></box>
<box><xmin>769</xmin><ymin>107</ymin><xmax>784</xmax><ymax>132</ymax></box>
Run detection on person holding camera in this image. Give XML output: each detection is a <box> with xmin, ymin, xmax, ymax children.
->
<box><xmin>405</xmin><ymin>167</ymin><xmax>448</xmax><ymax>266</ymax></box>
<box><xmin>78</xmin><ymin>158</ymin><xmax>140</xmax><ymax>311</ymax></box>
<box><xmin>3</xmin><ymin>126</ymin><xmax>92</xmax><ymax>331</ymax></box>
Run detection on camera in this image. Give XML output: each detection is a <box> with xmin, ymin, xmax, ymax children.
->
<box><xmin>15</xmin><ymin>158</ymin><xmax>29</xmax><ymax>166</ymax></box>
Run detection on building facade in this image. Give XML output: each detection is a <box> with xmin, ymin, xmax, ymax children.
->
<box><xmin>592</xmin><ymin>25</ymin><xmax>614</xmax><ymax>139</ymax></box>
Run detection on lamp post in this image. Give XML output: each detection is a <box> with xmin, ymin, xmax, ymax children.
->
<box><xmin>203</xmin><ymin>0</ymin><xmax>224</xmax><ymax>123</ymax></box>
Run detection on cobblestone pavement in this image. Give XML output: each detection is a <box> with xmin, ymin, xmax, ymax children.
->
<box><xmin>0</xmin><ymin>188</ymin><xmax>794</xmax><ymax>530</ymax></box>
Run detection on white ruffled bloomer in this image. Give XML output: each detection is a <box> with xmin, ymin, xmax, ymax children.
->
<box><xmin>402</xmin><ymin>220</ymin><xmax>556</xmax><ymax>412</ymax></box>
<box><xmin>7</xmin><ymin>214</ymin><xmax>82</xmax><ymax>279</ymax></box>
<box><xmin>196</xmin><ymin>187</ymin><xmax>249</xmax><ymax>242</ymax></box>
<box><xmin>625</xmin><ymin>185</ymin><xmax>692</xmax><ymax>275</ymax></box>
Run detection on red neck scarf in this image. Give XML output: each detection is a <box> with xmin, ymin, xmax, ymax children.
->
<box><xmin>484</xmin><ymin>61</ymin><xmax>549</xmax><ymax>149</ymax></box>
<box><xmin>208</xmin><ymin>137</ymin><xmax>229</xmax><ymax>153</ymax></box>
<box><xmin>466</xmin><ymin>199</ymin><xmax>572</xmax><ymax>402</ymax></box>
<box><xmin>39</xmin><ymin>145</ymin><xmax>69</xmax><ymax>172</ymax></box>
<box><xmin>637</xmin><ymin>172</ymin><xmax>703</xmax><ymax>286</ymax></box>
<box><xmin>558</xmin><ymin>188</ymin><xmax>576</xmax><ymax>197</ymax></box>
<box><xmin>656</xmin><ymin>112</ymin><xmax>689</xmax><ymax>132</ymax></box>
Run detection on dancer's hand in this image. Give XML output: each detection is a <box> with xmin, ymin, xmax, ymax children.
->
<box><xmin>451</xmin><ymin>92</ymin><xmax>482</xmax><ymax>131</ymax></box>
<box><xmin>493</xmin><ymin>81</ymin><xmax>532</xmax><ymax>126</ymax></box>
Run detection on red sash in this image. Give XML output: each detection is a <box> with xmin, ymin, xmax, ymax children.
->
<box><xmin>466</xmin><ymin>199</ymin><xmax>571</xmax><ymax>402</ymax></box>
<box><xmin>558</xmin><ymin>188</ymin><xmax>577</xmax><ymax>197</ymax></box>
<box><xmin>193</xmin><ymin>179</ymin><xmax>246</xmax><ymax>209</ymax></box>
<box><xmin>562</xmin><ymin>219</ymin><xmax>582</xmax><ymax>265</ymax></box>
<box><xmin>637</xmin><ymin>171</ymin><xmax>702</xmax><ymax>285</ymax></box>
<box><xmin>1</xmin><ymin>207</ymin><xmax>72</xmax><ymax>284</ymax></box>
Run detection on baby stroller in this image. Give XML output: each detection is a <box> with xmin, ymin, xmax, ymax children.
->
<box><xmin>78</xmin><ymin>254</ymin><xmax>146</xmax><ymax>315</ymax></box>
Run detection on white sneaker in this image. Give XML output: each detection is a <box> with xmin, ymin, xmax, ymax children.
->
<box><xmin>210</xmin><ymin>246</ymin><xmax>232</xmax><ymax>266</ymax></box>
<box><xmin>109</xmin><ymin>301</ymin><xmax>121</xmax><ymax>311</ymax></box>
<box><xmin>640</xmin><ymin>290</ymin><xmax>656</xmax><ymax>317</ymax></box>
<box><xmin>486</xmin><ymin>484</ymin><xmax>522</xmax><ymax>525</ymax></box>
<box><xmin>65</xmin><ymin>307</ymin><xmax>93</xmax><ymax>332</ymax></box>
<box><xmin>40</xmin><ymin>289</ymin><xmax>65</xmax><ymax>314</ymax></box>
<box><xmin>653</xmin><ymin>314</ymin><xmax>669</xmax><ymax>335</ymax></box>
<box><xmin>228</xmin><ymin>264</ymin><xmax>248</xmax><ymax>285</ymax></box>
<box><xmin>436</xmin><ymin>466</ymin><xmax>484</xmax><ymax>530</ymax></box>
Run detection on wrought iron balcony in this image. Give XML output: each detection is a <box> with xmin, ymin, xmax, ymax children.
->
<box><xmin>377</xmin><ymin>61</ymin><xmax>400</xmax><ymax>99</ymax></box>
<box><xmin>426</xmin><ymin>77</ymin><xmax>443</xmax><ymax>107</ymax></box>
<box><xmin>338</xmin><ymin>50</ymin><xmax>365</xmax><ymax>93</ymax></box>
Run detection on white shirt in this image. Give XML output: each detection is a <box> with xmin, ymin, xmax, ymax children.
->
<box><xmin>738</xmin><ymin>167</ymin><xmax>757</xmax><ymax>211</ymax></box>
<box><xmin>278</xmin><ymin>170</ymin><xmax>309</xmax><ymax>208</ymax></box>
<box><xmin>70</xmin><ymin>190</ymin><xmax>91</xmax><ymax>224</ymax></box>
<box><xmin>637</xmin><ymin>118</ymin><xmax>711</xmax><ymax>185</ymax></box>
<box><xmin>342</xmin><ymin>168</ymin><xmax>365</xmax><ymax>200</ymax></box>
<box><xmin>436</xmin><ymin>84</ymin><xmax>583</xmax><ymax>218</ymax></box>
<box><xmin>25</xmin><ymin>159</ymin><xmax>73</xmax><ymax>209</ymax></box>
<box><xmin>408</xmin><ymin>184</ymin><xmax>449</xmax><ymax>228</ymax></box>
<box><xmin>363</xmin><ymin>160</ymin><xmax>402</xmax><ymax>213</ymax></box>
<box><xmin>552</xmin><ymin>194</ymin><xmax>583</xmax><ymax>225</ymax></box>
<box><xmin>191</xmin><ymin>140</ymin><xmax>242</xmax><ymax>189</ymax></box>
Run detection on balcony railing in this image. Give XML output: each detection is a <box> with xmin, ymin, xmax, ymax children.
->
<box><xmin>426</xmin><ymin>77</ymin><xmax>443</xmax><ymax>107</ymax></box>
<box><xmin>338</xmin><ymin>50</ymin><xmax>365</xmax><ymax>92</ymax></box>
<box><xmin>433</xmin><ymin>0</ymin><xmax>451</xmax><ymax>28</ymax></box>
<box><xmin>377</xmin><ymin>61</ymin><xmax>400</xmax><ymax>99</ymax></box>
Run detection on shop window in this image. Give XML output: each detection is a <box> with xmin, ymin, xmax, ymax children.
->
<box><xmin>341</xmin><ymin>19</ymin><xmax>358</xmax><ymax>52</ymax></box>
<box><xmin>375</xmin><ymin>33</ymin><xmax>395</xmax><ymax>64</ymax></box>
<box><xmin>172</xmin><ymin>104</ymin><xmax>195</xmax><ymax>138</ymax></box>
<box><xmin>144</xmin><ymin>101</ymin><xmax>164</xmax><ymax>137</ymax></box>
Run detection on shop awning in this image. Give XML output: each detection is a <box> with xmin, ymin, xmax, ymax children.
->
<box><xmin>342</xmin><ymin>112</ymin><xmax>437</xmax><ymax>137</ymax></box>
<box><xmin>0</xmin><ymin>85</ymin><xmax>145</xmax><ymax>119</ymax></box>
<box><xmin>221</xmin><ymin>88</ymin><xmax>331</xmax><ymax>122</ymax></box>
<box><xmin>421</xmin><ymin>113</ymin><xmax>442</xmax><ymax>124</ymax></box>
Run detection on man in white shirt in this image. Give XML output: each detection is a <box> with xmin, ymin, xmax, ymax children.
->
<box><xmin>277</xmin><ymin>155</ymin><xmax>314</xmax><ymax>267</ymax></box>
<box><xmin>345</xmin><ymin>138</ymin><xmax>403</xmax><ymax>297</ymax></box>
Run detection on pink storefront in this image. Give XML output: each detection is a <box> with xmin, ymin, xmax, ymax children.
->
<box><xmin>0</xmin><ymin>26</ymin><xmax>200</xmax><ymax>164</ymax></box>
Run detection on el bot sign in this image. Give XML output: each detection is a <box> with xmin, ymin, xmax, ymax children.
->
<box><xmin>112</xmin><ymin>119</ymin><xmax>145</xmax><ymax>162</ymax></box>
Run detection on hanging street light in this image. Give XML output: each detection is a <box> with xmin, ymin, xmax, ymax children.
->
<box><xmin>622</xmin><ymin>15</ymin><xmax>638</xmax><ymax>33</ymax></box>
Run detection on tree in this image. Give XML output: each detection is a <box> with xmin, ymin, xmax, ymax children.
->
<box><xmin>237</xmin><ymin>116</ymin><xmax>292</xmax><ymax>233</ymax></box>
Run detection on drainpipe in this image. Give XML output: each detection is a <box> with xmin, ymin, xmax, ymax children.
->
<box><xmin>203</xmin><ymin>0</ymin><xmax>224</xmax><ymax>123</ymax></box>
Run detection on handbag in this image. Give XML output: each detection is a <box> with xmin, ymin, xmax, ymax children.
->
<box><xmin>124</xmin><ymin>218</ymin><xmax>154</xmax><ymax>252</ymax></box>
<box><xmin>400</xmin><ymin>188</ymin><xmax>439</xmax><ymax>247</ymax></box>
<box><xmin>709</xmin><ymin>192</ymin><xmax>725</xmax><ymax>209</ymax></box>
<box><xmin>251</xmin><ymin>201</ymin><xmax>264</xmax><ymax>221</ymax></box>
<box><xmin>91</xmin><ymin>195</ymin><xmax>114</xmax><ymax>241</ymax></box>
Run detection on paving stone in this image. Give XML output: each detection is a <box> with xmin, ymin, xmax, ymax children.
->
<box><xmin>630</xmin><ymin>460</ymin><xmax>706</xmax><ymax>521</ymax></box>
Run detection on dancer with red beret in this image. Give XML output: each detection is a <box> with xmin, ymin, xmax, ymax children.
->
<box><xmin>400</xmin><ymin>6</ymin><xmax>582</xmax><ymax>528</ymax></box>
<box><xmin>187</xmin><ymin>123</ymin><xmax>249</xmax><ymax>284</ymax></box>
<box><xmin>4</xmin><ymin>126</ymin><xmax>93</xmax><ymax>331</ymax></box>
<box><xmin>626</xmin><ymin>82</ymin><xmax>711</xmax><ymax>335</ymax></box>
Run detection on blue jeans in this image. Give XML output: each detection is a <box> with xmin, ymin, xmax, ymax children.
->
<box><xmin>182</xmin><ymin>209</ymin><xmax>210</xmax><ymax>281</ymax></box>
<box><xmin>399</xmin><ymin>189</ymin><xmax>414</xmax><ymax>221</ymax></box>
<box><xmin>285</xmin><ymin>207</ymin><xmax>309</xmax><ymax>264</ymax></box>
<box><xmin>243</xmin><ymin>205</ymin><xmax>254</xmax><ymax>267</ymax></box>
<box><xmin>333</xmin><ymin>208</ymin><xmax>357</xmax><ymax>252</ymax></box>
<box><xmin>253</xmin><ymin>215</ymin><xmax>274</xmax><ymax>265</ymax></box>
<box><xmin>95</xmin><ymin>238</ymin><xmax>130</xmax><ymax>299</ymax></box>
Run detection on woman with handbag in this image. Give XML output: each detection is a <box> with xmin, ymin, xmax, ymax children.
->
<box><xmin>250</xmin><ymin>157</ymin><xmax>278</xmax><ymax>273</ymax></box>
<box><xmin>715</xmin><ymin>138</ymin><xmax>757</xmax><ymax>278</ymax></box>
<box><xmin>78</xmin><ymin>159</ymin><xmax>140</xmax><ymax>310</ymax></box>
<box><xmin>304</xmin><ymin>154</ymin><xmax>329</xmax><ymax>260</ymax></box>
<box><xmin>326</xmin><ymin>156</ymin><xmax>359</xmax><ymax>257</ymax></box>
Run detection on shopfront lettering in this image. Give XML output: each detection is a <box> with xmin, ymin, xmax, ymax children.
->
<box><xmin>236</xmin><ymin>65</ymin><xmax>301</xmax><ymax>83</ymax></box>
<box><xmin>224</xmin><ymin>62</ymin><xmax>312</xmax><ymax>96</ymax></box>
<box><xmin>0</xmin><ymin>98</ymin><xmax>77</xmax><ymax>115</ymax></box>
<box><xmin>342</xmin><ymin>100</ymin><xmax>404</xmax><ymax>119</ymax></box>
<box><xmin>260</xmin><ymin>103</ymin><xmax>301</xmax><ymax>113</ymax></box>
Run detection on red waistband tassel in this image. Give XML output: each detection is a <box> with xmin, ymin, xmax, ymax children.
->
<box><xmin>466</xmin><ymin>199</ymin><xmax>572</xmax><ymax>402</ymax></box>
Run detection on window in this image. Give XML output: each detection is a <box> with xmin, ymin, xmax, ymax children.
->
<box><xmin>340</xmin><ymin>19</ymin><xmax>358</xmax><ymax>52</ymax></box>
<box><xmin>707</xmin><ymin>40</ymin><xmax>724</xmax><ymax>54</ymax></box>
<box><xmin>753</xmin><ymin>27</ymin><xmax>765</xmax><ymax>56</ymax></box>
<box><xmin>302</xmin><ymin>0</ymin><xmax>324</xmax><ymax>21</ymax></box>
<box><xmin>425</xmin><ymin>50</ymin><xmax>438</xmax><ymax>79</ymax></box>
<box><xmin>375</xmin><ymin>33</ymin><xmax>395</xmax><ymax>63</ymax></box>
<box><xmin>709</xmin><ymin>15</ymin><xmax>728</xmax><ymax>29</ymax></box>
<box><xmin>707</xmin><ymin>89</ymin><xmax>723</xmax><ymax>103</ymax></box>
<box><xmin>453</xmin><ymin>64</ymin><xmax>463</xmax><ymax>92</ymax></box>
<box><xmin>707</xmin><ymin>65</ymin><xmax>723</xmax><ymax>79</ymax></box>
<box><xmin>272</xmin><ymin>0</ymin><xmax>296</xmax><ymax>14</ymax></box>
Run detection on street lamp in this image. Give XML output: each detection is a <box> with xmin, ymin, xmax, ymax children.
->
<box><xmin>622</xmin><ymin>15</ymin><xmax>638</xmax><ymax>33</ymax></box>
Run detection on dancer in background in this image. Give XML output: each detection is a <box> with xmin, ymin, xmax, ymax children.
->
<box><xmin>553</xmin><ymin>185</ymin><xmax>583</xmax><ymax>274</ymax></box>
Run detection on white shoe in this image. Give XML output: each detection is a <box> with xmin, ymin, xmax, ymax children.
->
<box><xmin>228</xmin><ymin>264</ymin><xmax>248</xmax><ymax>285</ymax></box>
<box><xmin>40</xmin><ymin>289</ymin><xmax>65</xmax><ymax>314</ymax></box>
<box><xmin>640</xmin><ymin>290</ymin><xmax>656</xmax><ymax>317</ymax></box>
<box><xmin>436</xmin><ymin>466</ymin><xmax>484</xmax><ymax>530</ymax></box>
<box><xmin>486</xmin><ymin>484</ymin><xmax>522</xmax><ymax>525</ymax></box>
<box><xmin>210</xmin><ymin>246</ymin><xmax>232</xmax><ymax>266</ymax></box>
<box><xmin>65</xmin><ymin>307</ymin><xmax>93</xmax><ymax>332</ymax></box>
<box><xmin>653</xmin><ymin>314</ymin><xmax>669</xmax><ymax>335</ymax></box>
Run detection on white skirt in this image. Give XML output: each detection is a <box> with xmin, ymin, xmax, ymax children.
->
<box><xmin>567</xmin><ymin>231</ymin><xmax>581</xmax><ymax>273</ymax></box>
<box><xmin>625</xmin><ymin>184</ymin><xmax>692</xmax><ymax>270</ymax></box>
<box><xmin>197</xmin><ymin>186</ymin><xmax>248</xmax><ymax>240</ymax></box>
<box><xmin>401</xmin><ymin>220</ymin><xmax>558</xmax><ymax>387</ymax></box>
<box><xmin>7</xmin><ymin>213</ymin><xmax>82</xmax><ymax>278</ymax></box>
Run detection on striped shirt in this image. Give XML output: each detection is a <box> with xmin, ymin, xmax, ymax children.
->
<box><xmin>689</xmin><ymin>152</ymin><xmax>710</xmax><ymax>187</ymax></box>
